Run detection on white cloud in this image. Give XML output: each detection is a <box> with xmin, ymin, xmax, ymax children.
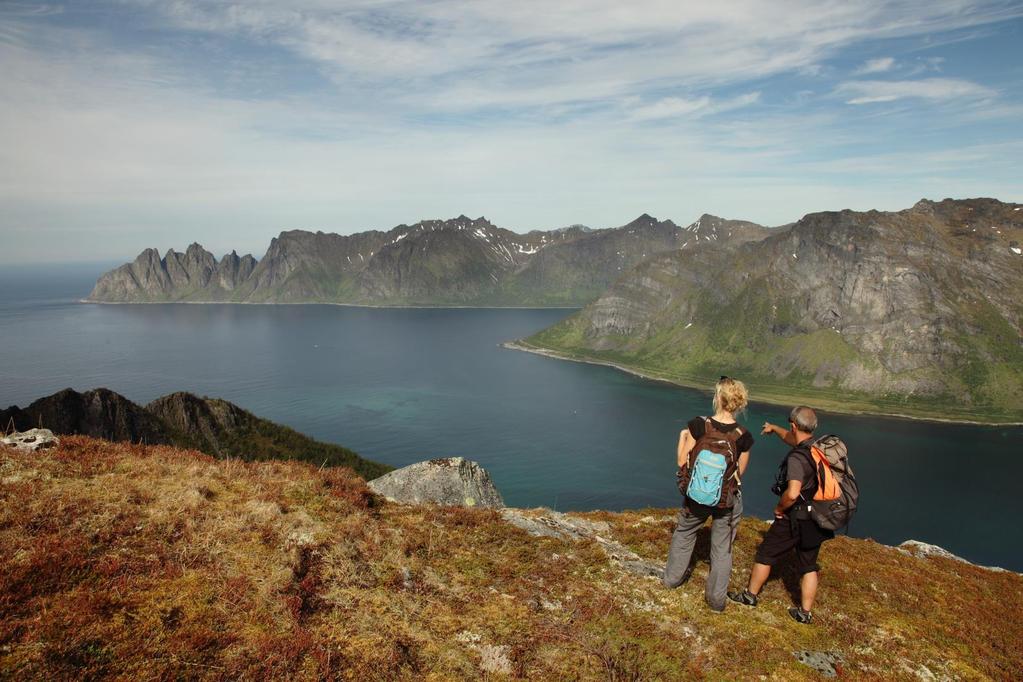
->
<box><xmin>838</xmin><ymin>78</ymin><xmax>997</xmax><ymax>104</ymax></box>
<box><xmin>134</xmin><ymin>0</ymin><xmax>1023</xmax><ymax>112</ymax></box>
<box><xmin>628</xmin><ymin>92</ymin><xmax>761</xmax><ymax>121</ymax></box>
<box><xmin>855</xmin><ymin>56</ymin><xmax>896</xmax><ymax>74</ymax></box>
<box><xmin>1</xmin><ymin>1</ymin><xmax>1023</xmax><ymax>263</ymax></box>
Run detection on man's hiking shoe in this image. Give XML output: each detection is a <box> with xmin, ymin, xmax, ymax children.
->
<box><xmin>727</xmin><ymin>589</ymin><xmax>758</xmax><ymax>607</ymax></box>
<box><xmin>788</xmin><ymin>607</ymin><xmax>813</xmax><ymax>624</ymax></box>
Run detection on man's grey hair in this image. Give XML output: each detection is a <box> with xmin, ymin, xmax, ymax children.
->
<box><xmin>789</xmin><ymin>406</ymin><xmax>817</xmax><ymax>434</ymax></box>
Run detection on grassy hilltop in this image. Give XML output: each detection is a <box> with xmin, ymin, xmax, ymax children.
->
<box><xmin>1</xmin><ymin>437</ymin><xmax>1020</xmax><ymax>680</ymax></box>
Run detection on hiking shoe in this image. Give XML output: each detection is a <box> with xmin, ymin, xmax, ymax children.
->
<box><xmin>727</xmin><ymin>589</ymin><xmax>758</xmax><ymax>607</ymax></box>
<box><xmin>788</xmin><ymin>607</ymin><xmax>813</xmax><ymax>624</ymax></box>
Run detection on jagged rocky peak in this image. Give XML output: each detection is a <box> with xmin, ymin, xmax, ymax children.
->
<box><xmin>217</xmin><ymin>250</ymin><xmax>258</xmax><ymax>289</ymax></box>
<box><xmin>146</xmin><ymin>391</ymin><xmax>248</xmax><ymax>451</ymax></box>
<box><xmin>87</xmin><ymin>211</ymin><xmax>759</xmax><ymax>306</ymax></box>
<box><xmin>623</xmin><ymin>213</ymin><xmax>670</xmax><ymax>229</ymax></box>
<box><xmin>677</xmin><ymin>213</ymin><xmax>772</xmax><ymax>246</ymax></box>
<box><xmin>551</xmin><ymin>223</ymin><xmax>592</xmax><ymax>234</ymax></box>
<box><xmin>431</xmin><ymin>215</ymin><xmax>493</xmax><ymax>230</ymax></box>
<box><xmin>0</xmin><ymin>387</ymin><xmax>171</xmax><ymax>444</ymax></box>
<box><xmin>912</xmin><ymin>196</ymin><xmax>1023</xmax><ymax>231</ymax></box>
<box><xmin>134</xmin><ymin>247</ymin><xmax>162</xmax><ymax>267</ymax></box>
<box><xmin>683</xmin><ymin>213</ymin><xmax>722</xmax><ymax>230</ymax></box>
<box><xmin>162</xmin><ymin>242</ymin><xmax>216</xmax><ymax>288</ymax></box>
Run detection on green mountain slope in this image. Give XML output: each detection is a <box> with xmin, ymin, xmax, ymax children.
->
<box><xmin>525</xmin><ymin>198</ymin><xmax>1023</xmax><ymax>423</ymax></box>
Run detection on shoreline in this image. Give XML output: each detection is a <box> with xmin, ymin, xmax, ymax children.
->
<box><xmin>80</xmin><ymin>299</ymin><xmax>582</xmax><ymax>311</ymax></box>
<box><xmin>503</xmin><ymin>341</ymin><xmax>1023</xmax><ymax>428</ymax></box>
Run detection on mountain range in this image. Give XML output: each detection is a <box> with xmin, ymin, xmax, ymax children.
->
<box><xmin>87</xmin><ymin>213</ymin><xmax>761</xmax><ymax>306</ymax></box>
<box><xmin>0</xmin><ymin>388</ymin><xmax>390</xmax><ymax>479</ymax></box>
<box><xmin>524</xmin><ymin>198</ymin><xmax>1023</xmax><ymax>423</ymax></box>
<box><xmin>85</xmin><ymin>198</ymin><xmax>1023</xmax><ymax>421</ymax></box>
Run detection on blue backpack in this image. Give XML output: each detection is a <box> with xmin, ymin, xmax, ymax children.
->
<box><xmin>678</xmin><ymin>418</ymin><xmax>742</xmax><ymax>508</ymax></box>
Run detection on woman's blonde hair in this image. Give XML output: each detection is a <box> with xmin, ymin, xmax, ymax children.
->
<box><xmin>713</xmin><ymin>376</ymin><xmax>748</xmax><ymax>414</ymax></box>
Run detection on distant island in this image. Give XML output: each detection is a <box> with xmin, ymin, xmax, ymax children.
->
<box><xmin>521</xmin><ymin>198</ymin><xmax>1023</xmax><ymax>424</ymax></box>
<box><xmin>85</xmin><ymin>213</ymin><xmax>767</xmax><ymax>307</ymax></box>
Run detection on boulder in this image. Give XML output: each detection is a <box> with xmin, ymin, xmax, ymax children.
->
<box><xmin>368</xmin><ymin>457</ymin><xmax>504</xmax><ymax>508</ymax></box>
<box><xmin>1</xmin><ymin>428</ymin><xmax>59</xmax><ymax>452</ymax></box>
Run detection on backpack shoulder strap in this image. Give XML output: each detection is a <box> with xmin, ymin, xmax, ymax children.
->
<box><xmin>789</xmin><ymin>443</ymin><xmax>824</xmax><ymax>501</ymax></box>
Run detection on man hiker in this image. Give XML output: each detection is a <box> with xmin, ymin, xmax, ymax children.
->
<box><xmin>727</xmin><ymin>405</ymin><xmax>834</xmax><ymax>624</ymax></box>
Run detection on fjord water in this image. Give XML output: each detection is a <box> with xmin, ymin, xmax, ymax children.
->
<box><xmin>2</xmin><ymin>266</ymin><xmax>1022</xmax><ymax>571</ymax></box>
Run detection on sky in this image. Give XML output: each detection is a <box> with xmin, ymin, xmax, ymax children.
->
<box><xmin>1</xmin><ymin>1</ymin><xmax>1022</xmax><ymax>264</ymax></box>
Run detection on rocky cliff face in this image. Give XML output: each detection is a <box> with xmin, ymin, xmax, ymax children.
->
<box><xmin>0</xmin><ymin>388</ymin><xmax>172</xmax><ymax>444</ymax></box>
<box><xmin>87</xmin><ymin>244</ymin><xmax>261</xmax><ymax>302</ymax></box>
<box><xmin>494</xmin><ymin>214</ymin><xmax>722</xmax><ymax>305</ymax></box>
<box><xmin>528</xmin><ymin>198</ymin><xmax>1023</xmax><ymax>421</ymax></box>
<box><xmin>145</xmin><ymin>392</ymin><xmax>250</xmax><ymax>455</ymax></box>
<box><xmin>1</xmin><ymin>388</ymin><xmax>390</xmax><ymax>479</ymax></box>
<box><xmin>87</xmin><ymin>213</ymin><xmax>762</xmax><ymax>306</ymax></box>
<box><xmin>355</xmin><ymin>216</ymin><xmax>545</xmax><ymax>304</ymax></box>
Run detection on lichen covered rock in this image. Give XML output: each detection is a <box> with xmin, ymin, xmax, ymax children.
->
<box><xmin>1</xmin><ymin>428</ymin><xmax>59</xmax><ymax>452</ymax></box>
<box><xmin>368</xmin><ymin>457</ymin><xmax>504</xmax><ymax>508</ymax></box>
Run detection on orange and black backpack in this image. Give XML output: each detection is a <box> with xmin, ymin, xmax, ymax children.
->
<box><xmin>790</xmin><ymin>435</ymin><xmax>859</xmax><ymax>531</ymax></box>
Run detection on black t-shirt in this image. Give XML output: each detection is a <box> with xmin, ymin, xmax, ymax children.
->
<box><xmin>686</xmin><ymin>417</ymin><xmax>754</xmax><ymax>454</ymax></box>
<box><xmin>782</xmin><ymin>441</ymin><xmax>834</xmax><ymax>540</ymax></box>
<box><xmin>785</xmin><ymin>442</ymin><xmax>817</xmax><ymax>498</ymax></box>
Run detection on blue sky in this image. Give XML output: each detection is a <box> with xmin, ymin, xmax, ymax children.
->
<box><xmin>1</xmin><ymin>1</ymin><xmax>1021</xmax><ymax>263</ymax></box>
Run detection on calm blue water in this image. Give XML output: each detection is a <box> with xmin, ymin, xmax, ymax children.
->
<box><xmin>1</xmin><ymin>265</ymin><xmax>1021</xmax><ymax>570</ymax></box>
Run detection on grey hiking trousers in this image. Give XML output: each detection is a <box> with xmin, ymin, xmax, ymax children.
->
<box><xmin>662</xmin><ymin>492</ymin><xmax>743</xmax><ymax>611</ymax></box>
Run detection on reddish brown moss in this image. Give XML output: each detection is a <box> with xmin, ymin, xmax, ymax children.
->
<box><xmin>0</xmin><ymin>437</ymin><xmax>1020</xmax><ymax>680</ymax></box>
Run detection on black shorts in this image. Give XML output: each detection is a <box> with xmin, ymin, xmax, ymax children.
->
<box><xmin>754</xmin><ymin>517</ymin><xmax>832</xmax><ymax>575</ymax></box>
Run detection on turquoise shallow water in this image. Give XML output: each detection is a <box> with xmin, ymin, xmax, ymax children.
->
<box><xmin>2</xmin><ymin>264</ymin><xmax>1022</xmax><ymax>570</ymax></box>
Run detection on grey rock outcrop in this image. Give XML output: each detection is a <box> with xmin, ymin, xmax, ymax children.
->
<box><xmin>501</xmin><ymin>508</ymin><xmax>664</xmax><ymax>578</ymax></box>
<box><xmin>368</xmin><ymin>457</ymin><xmax>504</xmax><ymax>508</ymax></box>
<box><xmin>1</xmin><ymin>429</ymin><xmax>59</xmax><ymax>452</ymax></box>
<box><xmin>793</xmin><ymin>651</ymin><xmax>843</xmax><ymax>677</ymax></box>
<box><xmin>898</xmin><ymin>540</ymin><xmax>1012</xmax><ymax>574</ymax></box>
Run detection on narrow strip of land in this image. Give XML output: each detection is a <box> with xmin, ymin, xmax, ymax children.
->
<box><xmin>504</xmin><ymin>340</ymin><xmax>1023</xmax><ymax>427</ymax></box>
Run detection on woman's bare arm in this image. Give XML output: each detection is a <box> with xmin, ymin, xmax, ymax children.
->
<box><xmin>737</xmin><ymin>450</ymin><xmax>750</xmax><ymax>476</ymax></box>
<box><xmin>677</xmin><ymin>428</ymin><xmax>695</xmax><ymax>468</ymax></box>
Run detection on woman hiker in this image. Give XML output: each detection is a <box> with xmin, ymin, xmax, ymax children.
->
<box><xmin>662</xmin><ymin>376</ymin><xmax>754</xmax><ymax>612</ymax></box>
